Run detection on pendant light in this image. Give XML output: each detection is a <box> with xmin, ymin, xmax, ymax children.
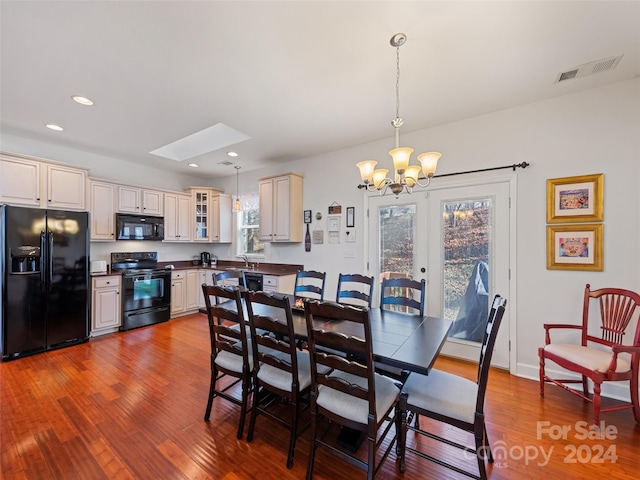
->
<box><xmin>233</xmin><ymin>165</ymin><xmax>242</xmax><ymax>212</ymax></box>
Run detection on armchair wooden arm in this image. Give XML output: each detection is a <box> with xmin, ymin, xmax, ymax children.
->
<box><xmin>542</xmin><ymin>323</ymin><xmax>582</xmax><ymax>345</ymax></box>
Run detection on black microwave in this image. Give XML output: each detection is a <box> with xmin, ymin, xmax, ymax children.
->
<box><xmin>116</xmin><ymin>213</ymin><xmax>164</xmax><ymax>241</ymax></box>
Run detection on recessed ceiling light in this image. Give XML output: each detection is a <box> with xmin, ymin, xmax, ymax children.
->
<box><xmin>227</xmin><ymin>151</ymin><xmax>239</xmax><ymax>157</ymax></box>
<box><xmin>46</xmin><ymin>124</ymin><xmax>64</xmax><ymax>131</ymax></box>
<box><xmin>72</xmin><ymin>95</ymin><xmax>94</xmax><ymax>106</ymax></box>
<box><xmin>188</xmin><ymin>163</ymin><xmax>199</xmax><ymax>168</ymax></box>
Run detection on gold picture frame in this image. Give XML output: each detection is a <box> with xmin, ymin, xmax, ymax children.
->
<box><xmin>546</xmin><ymin>224</ymin><xmax>603</xmax><ymax>271</ymax></box>
<box><xmin>546</xmin><ymin>173</ymin><xmax>603</xmax><ymax>223</ymax></box>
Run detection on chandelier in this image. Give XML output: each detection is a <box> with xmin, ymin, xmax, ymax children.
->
<box><xmin>357</xmin><ymin>33</ymin><xmax>441</xmax><ymax>197</ymax></box>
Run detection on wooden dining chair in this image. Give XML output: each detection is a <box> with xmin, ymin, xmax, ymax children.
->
<box><xmin>336</xmin><ymin>273</ymin><xmax>374</xmax><ymax>308</ymax></box>
<box><xmin>398</xmin><ymin>294</ymin><xmax>506</xmax><ymax>480</ymax></box>
<box><xmin>380</xmin><ymin>277</ymin><xmax>426</xmax><ymax>316</ymax></box>
<box><xmin>304</xmin><ymin>300</ymin><xmax>401</xmax><ymax>480</ymax></box>
<box><xmin>213</xmin><ymin>270</ymin><xmax>247</xmax><ymax>288</ymax></box>
<box><xmin>244</xmin><ymin>290</ymin><xmax>328</xmax><ymax>469</ymax></box>
<box><xmin>201</xmin><ymin>284</ymin><xmax>253</xmax><ymax>439</ymax></box>
<box><xmin>539</xmin><ymin>284</ymin><xmax>640</xmax><ymax>426</ymax></box>
<box><xmin>212</xmin><ymin>270</ymin><xmax>247</xmax><ymax>306</ymax></box>
<box><xmin>294</xmin><ymin>270</ymin><xmax>326</xmax><ymax>301</ymax></box>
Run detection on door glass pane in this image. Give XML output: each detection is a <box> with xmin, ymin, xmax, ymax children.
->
<box><xmin>443</xmin><ymin>198</ymin><xmax>491</xmax><ymax>343</ymax></box>
<box><xmin>378</xmin><ymin>204</ymin><xmax>416</xmax><ymax>280</ymax></box>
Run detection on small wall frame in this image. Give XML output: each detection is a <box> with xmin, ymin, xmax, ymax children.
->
<box><xmin>546</xmin><ymin>173</ymin><xmax>603</xmax><ymax>223</ymax></box>
<box><xmin>546</xmin><ymin>224</ymin><xmax>603</xmax><ymax>271</ymax></box>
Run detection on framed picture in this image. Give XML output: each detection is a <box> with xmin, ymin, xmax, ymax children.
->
<box><xmin>304</xmin><ymin>210</ymin><xmax>312</xmax><ymax>224</ymax></box>
<box><xmin>546</xmin><ymin>173</ymin><xmax>603</xmax><ymax>223</ymax></box>
<box><xmin>346</xmin><ymin>207</ymin><xmax>355</xmax><ymax>227</ymax></box>
<box><xmin>327</xmin><ymin>216</ymin><xmax>340</xmax><ymax>232</ymax></box>
<box><xmin>546</xmin><ymin>224</ymin><xmax>603</xmax><ymax>271</ymax></box>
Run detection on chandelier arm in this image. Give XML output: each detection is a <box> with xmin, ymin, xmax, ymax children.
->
<box><xmin>412</xmin><ymin>177</ymin><xmax>433</xmax><ymax>188</ymax></box>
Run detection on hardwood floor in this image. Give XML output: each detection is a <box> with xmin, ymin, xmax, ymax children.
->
<box><xmin>1</xmin><ymin>313</ymin><xmax>639</xmax><ymax>479</ymax></box>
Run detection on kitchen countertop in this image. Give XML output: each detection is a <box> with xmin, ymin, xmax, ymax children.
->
<box><xmin>158</xmin><ymin>260</ymin><xmax>303</xmax><ymax>277</ymax></box>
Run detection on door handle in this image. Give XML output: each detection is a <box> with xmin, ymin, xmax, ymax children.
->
<box><xmin>40</xmin><ymin>231</ymin><xmax>46</xmax><ymax>284</ymax></box>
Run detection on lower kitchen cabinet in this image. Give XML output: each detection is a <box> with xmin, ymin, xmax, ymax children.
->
<box><xmin>171</xmin><ymin>269</ymin><xmax>201</xmax><ymax>318</ymax></box>
<box><xmin>91</xmin><ymin>275</ymin><xmax>121</xmax><ymax>336</ymax></box>
<box><xmin>263</xmin><ymin>274</ymin><xmax>296</xmax><ymax>295</ymax></box>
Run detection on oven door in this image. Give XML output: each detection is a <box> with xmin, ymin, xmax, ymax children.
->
<box><xmin>122</xmin><ymin>271</ymin><xmax>171</xmax><ymax>312</ymax></box>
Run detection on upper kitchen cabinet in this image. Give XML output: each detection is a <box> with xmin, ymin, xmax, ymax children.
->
<box><xmin>164</xmin><ymin>192</ymin><xmax>192</xmax><ymax>242</ymax></box>
<box><xmin>89</xmin><ymin>180</ymin><xmax>115</xmax><ymax>241</ymax></box>
<box><xmin>258</xmin><ymin>173</ymin><xmax>303</xmax><ymax>242</ymax></box>
<box><xmin>0</xmin><ymin>153</ymin><xmax>87</xmax><ymax>210</ymax></box>
<box><xmin>117</xmin><ymin>185</ymin><xmax>164</xmax><ymax>216</ymax></box>
<box><xmin>185</xmin><ymin>187</ymin><xmax>232</xmax><ymax>243</ymax></box>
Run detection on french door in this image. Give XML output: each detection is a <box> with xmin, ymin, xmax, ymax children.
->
<box><xmin>367</xmin><ymin>179</ymin><xmax>511</xmax><ymax>369</ymax></box>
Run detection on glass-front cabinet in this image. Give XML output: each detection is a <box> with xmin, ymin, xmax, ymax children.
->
<box><xmin>194</xmin><ymin>190</ymin><xmax>210</xmax><ymax>240</ymax></box>
<box><xmin>186</xmin><ymin>187</ymin><xmax>232</xmax><ymax>243</ymax></box>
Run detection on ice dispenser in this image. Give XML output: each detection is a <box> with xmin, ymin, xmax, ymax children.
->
<box><xmin>11</xmin><ymin>246</ymin><xmax>40</xmax><ymax>273</ymax></box>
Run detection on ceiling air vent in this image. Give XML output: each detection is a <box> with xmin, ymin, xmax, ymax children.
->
<box><xmin>217</xmin><ymin>160</ymin><xmax>234</xmax><ymax>166</ymax></box>
<box><xmin>555</xmin><ymin>55</ymin><xmax>623</xmax><ymax>83</ymax></box>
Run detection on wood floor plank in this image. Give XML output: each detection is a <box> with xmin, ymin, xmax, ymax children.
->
<box><xmin>1</xmin><ymin>313</ymin><xmax>639</xmax><ymax>479</ymax></box>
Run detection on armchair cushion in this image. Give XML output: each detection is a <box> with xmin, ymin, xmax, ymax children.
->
<box><xmin>543</xmin><ymin>344</ymin><xmax>630</xmax><ymax>373</ymax></box>
<box><xmin>316</xmin><ymin>371</ymin><xmax>399</xmax><ymax>425</ymax></box>
<box><xmin>402</xmin><ymin>369</ymin><xmax>478</xmax><ymax>424</ymax></box>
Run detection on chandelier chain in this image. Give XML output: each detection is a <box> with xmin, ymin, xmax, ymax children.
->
<box><xmin>395</xmin><ymin>44</ymin><xmax>401</xmax><ymax>121</ymax></box>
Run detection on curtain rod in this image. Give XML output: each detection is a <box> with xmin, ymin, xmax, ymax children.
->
<box><xmin>357</xmin><ymin>161</ymin><xmax>530</xmax><ymax>189</ymax></box>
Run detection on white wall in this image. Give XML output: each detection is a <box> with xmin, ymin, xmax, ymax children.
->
<box><xmin>210</xmin><ymin>78</ymin><xmax>640</xmax><ymax>399</ymax></box>
<box><xmin>2</xmin><ymin>78</ymin><xmax>638</xmax><ymax>399</ymax></box>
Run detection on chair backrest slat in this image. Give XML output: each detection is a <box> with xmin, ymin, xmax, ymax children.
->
<box><xmin>294</xmin><ymin>270</ymin><xmax>326</xmax><ymax>300</ymax></box>
<box><xmin>380</xmin><ymin>277</ymin><xmax>426</xmax><ymax>316</ymax></box>
<box><xmin>336</xmin><ymin>273</ymin><xmax>374</xmax><ymax>308</ymax></box>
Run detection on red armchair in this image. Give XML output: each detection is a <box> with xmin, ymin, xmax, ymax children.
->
<box><xmin>539</xmin><ymin>284</ymin><xmax>640</xmax><ymax>426</ymax></box>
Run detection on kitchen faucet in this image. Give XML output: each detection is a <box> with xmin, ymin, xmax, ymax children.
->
<box><xmin>240</xmin><ymin>254</ymin><xmax>249</xmax><ymax>267</ymax></box>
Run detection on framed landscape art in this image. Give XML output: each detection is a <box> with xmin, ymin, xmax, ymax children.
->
<box><xmin>546</xmin><ymin>173</ymin><xmax>603</xmax><ymax>223</ymax></box>
<box><xmin>546</xmin><ymin>224</ymin><xmax>603</xmax><ymax>271</ymax></box>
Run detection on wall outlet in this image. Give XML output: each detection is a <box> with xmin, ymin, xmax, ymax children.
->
<box><xmin>343</xmin><ymin>248</ymin><xmax>356</xmax><ymax>258</ymax></box>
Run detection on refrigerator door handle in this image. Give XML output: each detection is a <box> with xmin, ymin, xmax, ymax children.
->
<box><xmin>48</xmin><ymin>232</ymin><xmax>54</xmax><ymax>285</ymax></box>
<box><xmin>40</xmin><ymin>231</ymin><xmax>47</xmax><ymax>284</ymax></box>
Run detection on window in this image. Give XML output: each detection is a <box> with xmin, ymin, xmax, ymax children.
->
<box><xmin>236</xmin><ymin>193</ymin><xmax>264</xmax><ymax>256</ymax></box>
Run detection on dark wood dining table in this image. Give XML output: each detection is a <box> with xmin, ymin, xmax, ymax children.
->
<box><xmin>223</xmin><ymin>294</ymin><xmax>452</xmax><ymax>376</ymax></box>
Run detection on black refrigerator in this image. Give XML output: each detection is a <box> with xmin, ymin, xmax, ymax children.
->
<box><xmin>1</xmin><ymin>205</ymin><xmax>90</xmax><ymax>360</ymax></box>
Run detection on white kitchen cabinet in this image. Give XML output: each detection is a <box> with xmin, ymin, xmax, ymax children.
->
<box><xmin>91</xmin><ymin>275</ymin><xmax>121</xmax><ymax>335</ymax></box>
<box><xmin>0</xmin><ymin>154</ymin><xmax>87</xmax><ymax>210</ymax></box>
<box><xmin>171</xmin><ymin>269</ymin><xmax>201</xmax><ymax>317</ymax></box>
<box><xmin>117</xmin><ymin>186</ymin><xmax>164</xmax><ymax>215</ymax></box>
<box><xmin>210</xmin><ymin>194</ymin><xmax>232</xmax><ymax>243</ymax></box>
<box><xmin>198</xmin><ymin>269</ymin><xmax>209</xmax><ymax>309</ymax></box>
<box><xmin>258</xmin><ymin>173</ymin><xmax>303</xmax><ymax>242</ymax></box>
<box><xmin>263</xmin><ymin>274</ymin><xmax>296</xmax><ymax>295</ymax></box>
<box><xmin>185</xmin><ymin>269</ymin><xmax>201</xmax><ymax>312</ymax></box>
<box><xmin>89</xmin><ymin>181</ymin><xmax>115</xmax><ymax>240</ymax></box>
<box><xmin>170</xmin><ymin>271</ymin><xmax>186</xmax><ymax>316</ymax></box>
<box><xmin>0</xmin><ymin>155</ymin><xmax>41</xmax><ymax>206</ymax></box>
<box><xmin>47</xmin><ymin>164</ymin><xmax>87</xmax><ymax>210</ymax></box>
<box><xmin>186</xmin><ymin>187</ymin><xmax>232</xmax><ymax>243</ymax></box>
<box><xmin>164</xmin><ymin>193</ymin><xmax>192</xmax><ymax>242</ymax></box>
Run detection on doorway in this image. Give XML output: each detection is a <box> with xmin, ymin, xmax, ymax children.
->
<box><xmin>367</xmin><ymin>178</ymin><xmax>513</xmax><ymax>369</ymax></box>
